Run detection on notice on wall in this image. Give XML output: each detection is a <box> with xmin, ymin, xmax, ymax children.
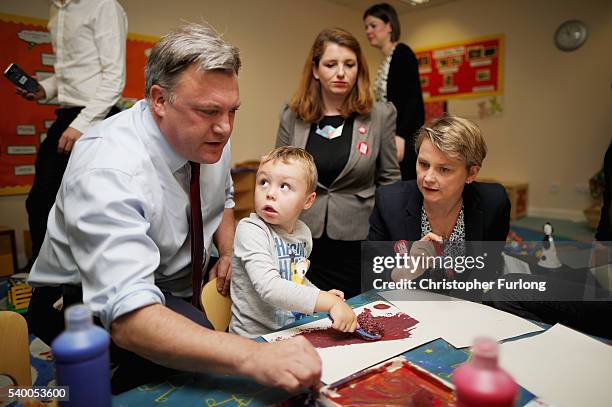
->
<box><xmin>416</xmin><ymin>34</ymin><xmax>503</xmax><ymax>102</ymax></box>
<box><xmin>0</xmin><ymin>13</ymin><xmax>158</xmax><ymax>196</ymax></box>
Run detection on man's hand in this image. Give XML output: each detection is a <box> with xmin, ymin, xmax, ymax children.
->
<box><xmin>391</xmin><ymin>233</ymin><xmax>442</xmax><ymax>282</ymax></box>
<box><xmin>409</xmin><ymin>233</ymin><xmax>443</xmax><ymax>275</ymax></box>
<box><xmin>208</xmin><ymin>255</ymin><xmax>232</xmax><ymax>296</ymax></box>
<box><xmin>329</xmin><ymin>300</ymin><xmax>358</xmax><ymax>333</ymax></box>
<box><xmin>58</xmin><ymin>127</ymin><xmax>83</xmax><ymax>154</ymax></box>
<box><xmin>241</xmin><ymin>336</ymin><xmax>322</xmax><ymax>393</ymax></box>
<box><xmin>394</xmin><ymin>135</ymin><xmax>405</xmax><ymax>162</ymax></box>
<box><xmin>16</xmin><ymin>85</ymin><xmax>46</xmax><ymax>101</ymax></box>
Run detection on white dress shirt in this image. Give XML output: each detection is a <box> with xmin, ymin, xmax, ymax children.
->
<box><xmin>40</xmin><ymin>0</ymin><xmax>127</xmax><ymax>133</ymax></box>
<box><xmin>28</xmin><ymin>100</ymin><xmax>235</xmax><ymax>329</ymax></box>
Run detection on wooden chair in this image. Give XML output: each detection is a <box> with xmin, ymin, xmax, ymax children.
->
<box><xmin>0</xmin><ymin>311</ymin><xmax>32</xmax><ymax>386</ymax></box>
<box><xmin>200</xmin><ymin>278</ymin><xmax>232</xmax><ymax>331</ymax></box>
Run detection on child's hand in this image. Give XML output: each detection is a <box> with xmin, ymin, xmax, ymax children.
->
<box><xmin>327</xmin><ymin>289</ymin><xmax>344</xmax><ymax>300</ymax></box>
<box><xmin>329</xmin><ymin>301</ymin><xmax>358</xmax><ymax>332</ymax></box>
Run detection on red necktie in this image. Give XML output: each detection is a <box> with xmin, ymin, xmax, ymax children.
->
<box><xmin>189</xmin><ymin>161</ymin><xmax>203</xmax><ymax>307</ymax></box>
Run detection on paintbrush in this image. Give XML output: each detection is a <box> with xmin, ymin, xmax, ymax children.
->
<box><xmin>328</xmin><ymin>313</ymin><xmax>382</xmax><ymax>341</ymax></box>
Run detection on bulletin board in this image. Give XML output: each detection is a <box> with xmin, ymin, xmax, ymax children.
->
<box><xmin>415</xmin><ymin>34</ymin><xmax>503</xmax><ymax>102</ymax></box>
<box><xmin>0</xmin><ymin>13</ymin><xmax>158</xmax><ymax>196</ymax></box>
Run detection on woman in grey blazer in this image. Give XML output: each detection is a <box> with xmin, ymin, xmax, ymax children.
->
<box><xmin>276</xmin><ymin>28</ymin><xmax>400</xmax><ymax>298</ymax></box>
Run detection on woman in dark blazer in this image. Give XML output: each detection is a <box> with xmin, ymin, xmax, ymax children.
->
<box><xmin>368</xmin><ymin>116</ymin><xmax>510</xmax><ymax>300</ymax></box>
<box><xmin>364</xmin><ymin>3</ymin><xmax>425</xmax><ymax>181</ymax></box>
<box><xmin>276</xmin><ymin>28</ymin><xmax>400</xmax><ymax>298</ymax></box>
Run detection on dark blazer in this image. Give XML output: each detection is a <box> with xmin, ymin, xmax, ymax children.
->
<box><xmin>368</xmin><ymin>180</ymin><xmax>510</xmax><ymax>284</ymax></box>
<box><xmin>595</xmin><ymin>142</ymin><xmax>612</xmax><ymax>241</ymax></box>
<box><xmin>276</xmin><ymin>102</ymin><xmax>401</xmax><ymax>240</ymax></box>
<box><xmin>387</xmin><ymin>43</ymin><xmax>425</xmax><ymax>180</ymax></box>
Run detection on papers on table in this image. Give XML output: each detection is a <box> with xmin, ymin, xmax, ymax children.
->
<box><xmin>499</xmin><ymin>324</ymin><xmax>612</xmax><ymax>407</ymax></box>
<box><xmin>380</xmin><ymin>289</ymin><xmax>544</xmax><ymax>348</ymax></box>
<box><xmin>261</xmin><ymin>301</ymin><xmax>439</xmax><ymax>384</ymax></box>
<box><xmin>503</xmin><ymin>252</ymin><xmax>532</xmax><ymax>275</ymax></box>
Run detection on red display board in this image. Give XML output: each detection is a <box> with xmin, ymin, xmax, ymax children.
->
<box><xmin>0</xmin><ymin>13</ymin><xmax>158</xmax><ymax>196</ymax></box>
<box><xmin>415</xmin><ymin>34</ymin><xmax>503</xmax><ymax>102</ymax></box>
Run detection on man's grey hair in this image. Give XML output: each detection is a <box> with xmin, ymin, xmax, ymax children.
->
<box><xmin>145</xmin><ymin>23</ymin><xmax>241</xmax><ymax>101</ymax></box>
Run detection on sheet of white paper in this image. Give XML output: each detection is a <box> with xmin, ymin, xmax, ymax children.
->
<box><xmin>499</xmin><ymin>324</ymin><xmax>612</xmax><ymax>407</ymax></box>
<box><xmin>262</xmin><ymin>300</ymin><xmax>439</xmax><ymax>384</ymax></box>
<box><xmin>380</xmin><ymin>290</ymin><xmax>543</xmax><ymax>348</ymax></box>
<box><xmin>502</xmin><ymin>252</ymin><xmax>532</xmax><ymax>275</ymax></box>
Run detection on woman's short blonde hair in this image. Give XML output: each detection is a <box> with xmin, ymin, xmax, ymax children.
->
<box><xmin>260</xmin><ymin>146</ymin><xmax>318</xmax><ymax>193</ymax></box>
<box><xmin>415</xmin><ymin>116</ymin><xmax>487</xmax><ymax>168</ymax></box>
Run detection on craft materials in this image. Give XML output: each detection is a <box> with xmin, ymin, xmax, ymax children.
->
<box><xmin>453</xmin><ymin>337</ymin><xmax>518</xmax><ymax>407</ymax></box>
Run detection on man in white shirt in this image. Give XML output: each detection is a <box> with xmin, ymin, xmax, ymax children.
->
<box><xmin>17</xmin><ymin>0</ymin><xmax>127</xmax><ymax>264</ymax></box>
<box><xmin>27</xmin><ymin>23</ymin><xmax>321</xmax><ymax>394</ymax></box>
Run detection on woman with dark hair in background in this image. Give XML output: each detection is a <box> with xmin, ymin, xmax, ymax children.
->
<box><xmin>364</xmin><ymin>3</ymin><xmax>425</xmax><ymax>181</ymax></box>
<box><xmin>276</xmin><ymin>28</ymin><xmax>400</xmax><ymax>298</ymax></box>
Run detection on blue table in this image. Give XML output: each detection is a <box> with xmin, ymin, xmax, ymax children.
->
<box><xmin>113</xmin><ymin>290</ymin><xmax>538</xmax><ymax>406</ymax></box>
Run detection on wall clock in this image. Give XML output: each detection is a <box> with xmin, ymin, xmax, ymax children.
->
<box><xmin>554</xmin><ymin>20</ymin><xmax>588</xmax><ymax>52</ymax></box>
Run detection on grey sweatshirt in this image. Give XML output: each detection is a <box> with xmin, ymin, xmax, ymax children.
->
<box><xmin>229</xmin><ymin>213</ymin><xmax>320</xmax><ymax>338</ymax></box>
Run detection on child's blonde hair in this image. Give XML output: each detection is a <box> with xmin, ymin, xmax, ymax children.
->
<box><xmin>415</xmin><ymin>115</ymin><xmax>487</xmax><ymax>168</ymax></box>
<box><xmin>260</xmin><ymin>147</ymin><xmax>318</xmax><ymax>193</ymax></box>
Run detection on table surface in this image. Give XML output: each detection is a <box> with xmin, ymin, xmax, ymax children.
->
<box><xmin>112</xmin><ymin>290</ymin><xmax>541</xmax><ymax>407</ymax></box>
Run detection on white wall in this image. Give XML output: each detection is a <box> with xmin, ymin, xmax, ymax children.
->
<box><xmin>396</xmin><ymin>0</ymin><xmax>612</xmax><ymax>220</ymax></box>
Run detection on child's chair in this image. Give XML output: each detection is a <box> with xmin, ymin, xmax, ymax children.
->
<box><xmin>200</xmin><ymin>278</ymin><xmax>232</xmax><ymax>331</ymax></box>
<box><xmin>0</xmin><ymin>311</ymin><xmax>32</xmax><ymax>386</ymax></box>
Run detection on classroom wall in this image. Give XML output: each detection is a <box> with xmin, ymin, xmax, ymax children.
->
<box><xmin>396</xmin><ymin>0</ymin><xmax>612</xmax><ymax>220</ymax></box>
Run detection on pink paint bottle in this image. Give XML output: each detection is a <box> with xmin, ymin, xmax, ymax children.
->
<box><xmin>453</xmin><ymin>337</ymin><xmax>518</xmax><ymax>407</ymax></box>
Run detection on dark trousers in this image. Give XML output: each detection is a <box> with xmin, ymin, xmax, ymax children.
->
<box><xmin>26</xmin><ymin>106</ymin><xmax>120</xmax><ymax>261</ymax></box>
<box><xmin>307</xmin><ymin>232</ymin><xmax>363</xmax><ymax>299</ymax></box>
<box><xmin>27</xmin><ymin>285</ymin><xmax>213</xmax><ymax>394</ymax></box>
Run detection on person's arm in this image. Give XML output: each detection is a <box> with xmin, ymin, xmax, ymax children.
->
<box><xmin>375</xmin><ymin>103</ymin><xmax>401</xmax><ymax>186</ymax></box>
<box><xmin>38</xmin><ymin>75</ymin><xmax>57</xmax><ymax>101</ymax></box>
<box><xmin>387</xmin><ymin>45</ymin><xmax>424</xmax><ymax>144</ymax></box>
<box><xmin>209</xmin><ymin>208</ymin><xmax>235</xmax><ymax>295</ymax></box>
<box><xmin>209</xmin><ymin>164</ymin><xmax>236</xmax><ymax>294</ymax></box>
<box><xmin>68</xmin><ymin>1</ymin><xmax>127</xmax><ymax>135</ymax></box>
<box><xmin>313</xmin><ymin>291</ymin><xmax>357</xmax><ymax>332</ymax></box>
<box><xmin>63</xmin><ymin>168</ymin><xmax>167</xmax><ymax>330</ymax></box>
<box><xmin>111</xmin><ymin>304</ymin><xmax>321</xmax><ymax>392</ymax></box>
<box><xmin>275</xmin><ymin>104</ymin><xmax>294</xmax><ymax>147</ymax></box>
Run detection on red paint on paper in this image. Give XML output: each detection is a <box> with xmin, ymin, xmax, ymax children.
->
<box><xmin>373</xmin><ymin>303</ymin><xmax>391</xmax><ymax>310</ymax></box>
<box><xmin>295</xmin><ymin>308</ymin><xmax>418</xmax><ymax>349</ymax></box>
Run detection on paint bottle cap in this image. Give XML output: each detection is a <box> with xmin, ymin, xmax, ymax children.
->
<box><xmin>470</xmin><ymin>337</ymin><xmax>499</xmax><ymax>369</ymax></box>
<box><xmin>65</xmin><ymin>303</ymin><xmax>94</xmax><ymax>331</ymax></box>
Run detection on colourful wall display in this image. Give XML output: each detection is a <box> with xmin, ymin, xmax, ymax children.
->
<box><xmin>416</xmin><ymin>34</ymin><xmax>503</xmax><ymax>102</ymax></box>
<box><xmin>0</xmin><ymin>13</ymin><xmax>158</xmax><ymax>196</ymax></box>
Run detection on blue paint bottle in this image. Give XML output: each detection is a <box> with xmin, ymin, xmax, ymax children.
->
<box><xmin>51</xmin><ymin>304</ymin><xmax>111</xmax><ymax>406</ymax></box>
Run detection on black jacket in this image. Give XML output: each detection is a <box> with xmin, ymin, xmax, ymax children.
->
<box><xmin>387</xmin><ymin>43</ymin><xmax>425</xmax><ymax>180</ymax></box>
<box><xmin>368</xmin><ymin>181</ymin><xmax>511</xmax><ymax>297</ymax></box>
<box><xmin>368</xmin><ymin>181</ymin><xmax>510</xmax><ymax>242</ymax></box>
